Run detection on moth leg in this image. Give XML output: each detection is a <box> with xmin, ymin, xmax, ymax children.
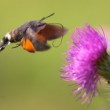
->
<box><xmin>12</xmin><ymin>44</ymin><xmax>21</xmax><ymax>48</ymax></box>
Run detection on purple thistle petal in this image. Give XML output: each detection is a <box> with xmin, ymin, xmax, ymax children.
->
<box><xmin>61</xmin><ymin>24</ymin><xmax>109</xmax><ymax>104</ymax></box>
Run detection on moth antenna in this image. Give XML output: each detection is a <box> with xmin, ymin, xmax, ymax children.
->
<box><xmin>40</xmin><ymin>13</ymin><xmax>55</xmax><ymax>21</ymax></box>
<box><xmin>51</xmin><ymin>23</ymin><xmax>64</xmax><ymax>48</ymax></box>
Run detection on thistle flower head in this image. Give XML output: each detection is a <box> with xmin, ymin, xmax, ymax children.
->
<box><xmin>61</xmin><ymin>24</ymin><xmax>110</xmax><ymax>104</ymax></box>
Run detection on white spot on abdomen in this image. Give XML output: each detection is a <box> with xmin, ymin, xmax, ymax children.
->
<box><xmin>5</xmin><ymin>32</ymin><xmax>11</xmax><ymax>40</ymax></box>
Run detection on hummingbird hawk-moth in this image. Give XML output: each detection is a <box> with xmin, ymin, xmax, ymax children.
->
<box><xmin>0</xmin><ymin>13</ymin><xmax>67</xmax><ymax>53</ymax></box>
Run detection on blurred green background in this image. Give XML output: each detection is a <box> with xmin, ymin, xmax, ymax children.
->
<box><xmin>0</xmin><ymin>0</ymin><xmax>110</xmax><ymax>110</ymax></box>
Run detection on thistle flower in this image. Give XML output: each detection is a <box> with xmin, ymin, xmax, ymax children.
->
<box><xmin>61</xmin><ymin>24</ymin><xmax>110</xmax><ymax>104</ymax></box>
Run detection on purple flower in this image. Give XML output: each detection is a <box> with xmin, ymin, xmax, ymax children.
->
<box><xmin>61</xmin><ymin>24</ymin><xmax>110</xmax><ymax>104</ymax></box>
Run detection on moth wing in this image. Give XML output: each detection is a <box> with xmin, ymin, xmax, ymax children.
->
<box><xmin>20</xmin><ymin>28</ymin><xmax>50</xmax><ymax>52</ymax></box>
<box><xmin>33</xmin><ymin>39</ymin><xmax>50</xmax><ymax>51</ymax></box>
<box><xmin>20</xmin><ymin>38</ymin><xmax>36</xmax><ymax>53</ymax></box>
<box><xmin>38</xmin><ymin>24</ymin><xmax>67</xmax><ymax>40</ymax></box>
